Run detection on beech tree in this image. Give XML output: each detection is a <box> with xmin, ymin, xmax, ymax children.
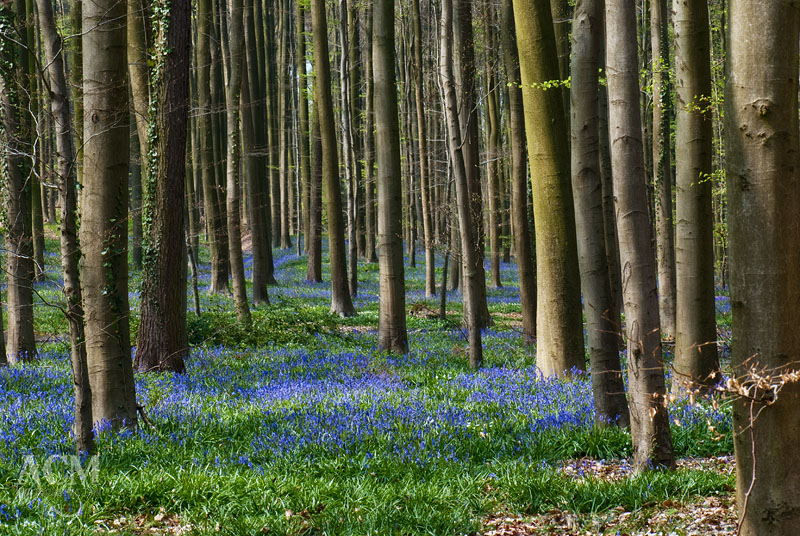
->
<box><xmin>671</xmin><ymin>0</ymin><xmax>718</xmax><ymax>393</ymax></box>
<box><xmin>727</xmin><ymin>1</ymin><xmax>800</xmax><ymax>533</ymax></box>
<box><xmin>606</xmin><ymin>0</ymin><xmax>673</xmax><ymax>469</ymax></box>
<box><xmin>80</xmin><ymin>0</ymin><xmax>138</xmax><ymax>429</ymax></box>
<box><xmin>374</xmin><ymin>0</ymin><xmax>408</xmax><ymax>354</ymax></box>
<box><xmin>571</xmin><ymin>0</ymin><xmax>629</xmax><ymax>425</ymax></box>
<box><xmin>512</xmin><ymin>0</ymin><xmax>584</xmax><ymax>377</ymax></box>
<box><xmin>311</xmin><ymin>0</ymin><xmax>355</xmax><ymax>317</ymax></box>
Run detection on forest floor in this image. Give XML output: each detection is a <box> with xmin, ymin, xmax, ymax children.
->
<box><xmin>0</xmin><ymin>230</ymin><xmax>735</xmax><ymax>535</ymax></box>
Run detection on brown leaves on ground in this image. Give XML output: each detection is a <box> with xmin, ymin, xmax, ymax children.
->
<box><xmin>483</xmin><ymin>457</ymin><xmax>737</xmax><ymax>536</ymax></box>
<box><xmin>95</xmin><ymin>508</ymin><xmax>192</xmax><ymax>535</ymax></box>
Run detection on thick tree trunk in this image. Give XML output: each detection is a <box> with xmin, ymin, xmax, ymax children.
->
<box><xmin>440</xmin><ymin>0</ymin><xmax>482</xmax><ymax>368</ymax></box>
<box><xmin>651</xmin><ymin>0</ymin><xmax>676</xmax><ymax>339</ymax></box>
<box><xmin>571</xmin><ymin>0</ymin><xmax>629</xmax><ymax>426</ymax></box>
<box><xmin>671</xmin><ymin>0</ymin><xmax>718</xmax><ymax>394</ymax></box>
<box><xmin>502</xmin><ymin>0</ymin><xmax>536</xmax><ymax>344</ymax></box>
<box><xmin>374</xmin><ymin>0</ymin><xmax>408</xmax><ymax>354</ymax></box>
<box><xmin>727</xmin><ymin>2</ymin><xmax>800</xmax><ymax>534</ymax></box>
<box><xmin>513</xmin><ymin>0</ymin><xmax>585</xmax><ymax>377</ymax></box>
<box><xmin>222</xmin><ymin>0</ymin><xmax>251</xmax><ymax>325</ymax></box>
<box><xmin>135</xmin><ymin>0</ymin><xmax>191</xmax><ymax>374</ymax></box>
<box><xmin>606</xmin><ymin>0</ymin><xmax>673</xmax><ymax>470</ymax></box>
<box><xmin>81</xmin><ymin>0</ymin><xmax>138</xmax><ymax>430</ymax></box>
<box><xmin>311</xmin><ymin>0</ymin><xmax>355</xmax><ymax>317</ymax></box>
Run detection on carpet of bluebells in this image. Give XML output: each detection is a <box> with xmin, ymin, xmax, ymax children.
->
<box><xmin>0</xmin><ymin>239</ymin><xmax>734</xmax><ymax>534</ymax></box>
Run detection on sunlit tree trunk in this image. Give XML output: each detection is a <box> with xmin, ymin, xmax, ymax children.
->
<box><xmin>606</xmin><ymin>0</ymin><xmax>673</xmax><ymax>469</ymax></box>
<box><xmin>80</xmin><ymin>0</ymin><xmax>138</xmax><ymax>430</ymax></box>
<box><xmin>727</xmin><ymin>2</ymin><xmax>800</xmax><ymax>533</ymax></box>
<box><xmin>671</xmin><ymin>0</ymin><xmax>718</xmax><ymax>394</ymax></box>
<box><xmin>513</xmin><ymin>0</ymin><xmax>584</xmax><ymax>377</ymax></box>
<box><xmin>571</xmin><ymin>0</ymin><xmax>629</xmax><ymax>426</ymax></box>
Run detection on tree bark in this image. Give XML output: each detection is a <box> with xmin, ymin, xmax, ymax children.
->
<box><xmin>606</xmin><ymin>0</ymin><xmax>673</xmax><ymax>469</ymax></box>
<box><xmin>306</xmin><ymin>105</ymin><xmax>323</xmax><ymax>282</ymax></box>
<box><xmin>727</xmin><ymin>2</ymin><xmax>800</xmax><ymax>533</ymax></box>
<box><xmin>222</xmin><ymin>0</ymin><xmax>251</xmax><ymax>325</ymax></box>
<box><xmin>37</xmin><ymin>0</ymin><xmax>94</xmax><ymax>451</ymax></box>
<box><xmin>513</xmin><ymin>0</ymin><xmax>585</xmax><ymax>377</ymax></box>
<box><xmin>1</xmin><ymin>0</ymin><xmax>35</xmax><ymax>363</ymax></box>
<box><xmin>651</xmin><ymin>0</ymin><xmax>676</xmax><ymax>339</ymax></box>
<box><xmin>135</xmin><ymin>0</ymin><xmax>191</xmax><ymax>373</ymax></box>
<box><xmin>297</xmin><ymin>1</ymin><xmax>311</xmax><ymax>256</ymax></box>
<box><xmin>311</xmin><ymin>0</ymin><xmax>355</xmax><ymax>316</ymax></box>
<box><xmin>374</xmin><ymin>0</ymin><xmax>408</xmax><ymax>354</ymax></box>
<box><xmin>502</xmin><ymin>0</ymin><xmax>536</xmax><ymax>344</ymax></box>
<box><xmin>80</xmin><ymin>0</ymin><xmax>138</xmax><ymax>430</ymax></box>
<box><xmin>671</xmin><ymin>0</ymin><xmax>718</xmax><ymax>394</ymax></box>
<box><xmin>571</xmin><ymin>0</ymin><xmax>629</xmax><ymax>426</ymax></box>
<box><xmin>440</xmin><ymin>0</ymin><xmax>482</xmax><ymax>368</ymax></box>
<box><xmin>362</xmin><ymin>4</ymin><xmax>378</xmax><ymax>263</ymax></box>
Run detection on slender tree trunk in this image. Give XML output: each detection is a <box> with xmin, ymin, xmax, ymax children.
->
<box><xmin>440</xmin><ymin>0</ymin><xmax>482</xmax><ymax>368</ymax></box>
<box><xmin>486</xmin><ymin>17</ymin><xmax>502</xmax><ymax>289</ymax></box>
<box><xmin>513</xmin><ymin>0</ymin><xmax>585</xmax><ymax>376</ymax></box>
<box><xmin>606</xmin><ymin>0</ymin><xmax>673</xmax><ymax>469</ymax></box>
<box><xmin>297</xmin><ymin>1</ymin><xmax>311</xmax><ymax>256</ymax></box>
<box><xmin>135</xmin><ymin>0</ymin><xmax>190</xmax><ymax>373</ymax></box>
<box><xmin>197</xmin><ymin>0</ymin><xmax>230</xmax><ymax>294</ymax></box>
<box><xmin>454</xmin><ymin>0</ymin><xmax>490</xmax><ymax>330</ymax></box>
<box><xmin>279</xmin><ymin>0</ymin><xmax>293</xmax><ymax>250</ymax></box>
<box><xmin>80</xmin><ymin>0</ymin><xmax>138</xmax><ymax>430</ymax></box>
<box><xmin>37</xmin><ymin>0</ymin><xmax>94</xmax><ymax>450</ymax></box>
<box><xmin>222</xmin><ymin>0</ymin><xmax>251</xmax><ymax>324</ymax></box>
<box><xmin>671</xmin><ymin>0</ymin><xmax>718</xmax><ymax>394</ymax></box>
<box><xmin>571</xmin><ymin>0</ymin><xmax>629</xmax><ymax>426</ymax></box>
<box><xmin>374</xmin><ymin>0</ymin><xmax>408</xmax><ymax>354</ymax></box>
<box><xmin>130</xmin><ymin>125</ymin><xmax>143</xmax><ymax>268</ymax></box>
<box><xmin>727</xmin><ymin>2</ymin><xmax>800</xmax><ymax>534</ymax></box>
<box><xmin>312</xmin><ymin>0</ymin><xmax>356</xmax><ymax>316</ymax></box>
<box><xmin>651</xmin><ymin>0</ymin><xmax>676</xmax><ymax>339</ymax></box>
<box><xmin>1</xmin><ymin>0</ymin><xmax>35</xmax><ymax>363</ymax></box>
<box><xmin>502</xmin><ymin>0</ymin><xmax>536</xmax><ymax>344</ymax></box>
<box><xmin>339</xmin><ymin>0</ymin><xmax>358</xmax><ymax>296</ymax></box>
<box><xmin>306</xmin><ymin>105</ymin><xmax>323</xmax><ymax>282</ymax></box>
<box><xmin>362</xmin><ymin>4</ymin><xmax>377</xmax><ymax>263</ymax></box>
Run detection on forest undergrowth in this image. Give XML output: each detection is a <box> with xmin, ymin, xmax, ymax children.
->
<box><xmin>0</xmin><ymin>231</ymin><xmax>735</xmax><ymax>535</ymax></box>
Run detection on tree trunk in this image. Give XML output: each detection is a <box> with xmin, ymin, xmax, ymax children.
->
<box><xmin>651</xmin><ymin>0</ymin><xmax>676</xmax><ymax>340</ymax></box>
<box><xmin>80</xmin><ymin>0</ymin><xmax>138</xmax><ymax>430</ymax></box>
<box><xmin>243</xmin><ymin>0</ymin><xmax>272</xmax><ymax>303</ymax></box>
<box><xmin>502</xmin><ymin>0</ymin><xmax>536</xmax><ymax>344</ymax></box>
<box><xmin>135</xmin><ymin>0</ymin><xmax>190</xmax><ymax>373</ymax></box>
<box><xmin>37</xmin><ymin>0</ymin><xmax>94</xmax><ymax>451</ymax></box>
<box><xmin>454</xmin><ymin>0</ymin><xmax>490</xmax><ymax>330</ymax></box>
<box><xmin>311</xmin><ymin>0</ymin><xmax>356</xmax><ymax>316</ymax></box>
<box><xmin>727</xmin><ymin>2</ymin><xmax>800</xmax><ymax>533</ymax></box>
<box><xmin>222</xmin><ymin>0</ymin><xmax>251</xmax><ymax>325</ymax></box>
<box><xmin>671</xmin><ymin>0</ymin><xmax>718</xmax><ymax>394</ymax></box>
<box><xmin>606</xmin><ymin>0</ymin><xmax>673</xmax><ymax>470</ymax></box>
<box><xmin>571</xmin><ymin>0</ymin><xmax>629</xmax><ymax>426</ymax></box>
<box><xmin>298</xmin><ymin>1</ymin><xmax>311</xmax><ymax>256</ymax></box>
<box><xmin>362</xmin><ymin>4</ymin><xmax>377</xmax><ymax>263</ymax></box>
<box><xmin>197</xmin><ymin>0</ymin><xmax>230</xmax><ymax>294</ymax></box>
<box><xmin>486</xmin><ymin>16</ymin><xmax>502</xmax><ymax>289</ymax></box>
<box><xmin>306</xmin><ymin>105</ymin><xmax>323</xmax><ymax>282</ymax></box>
<box><xmin>440</xmin><ymin>0</ymin><xmax>482</xmax><ymax>368</ymax></box>
<box><xmin>1</xmin><ymin>0</ymin><xmax>35</xmax><ymax>363</ymax></box>
<box><xmin>339</xmin><ymin>0</ymin><xmax>358</xmax><ymax>296</ymax></box>
<box><xmin>513</xmin><ymin>0</ymin><xmax>585</xmax><ymax>377</ymax></box>
<box><xmin>278</xmin><ymin>0</ymin><xmax>293</xmax><ymax>250</ymax></box>
<box><xmin>374</xmin><ymin>0</ymin><xmax>408</xmax><ymax>354</ymax></box>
